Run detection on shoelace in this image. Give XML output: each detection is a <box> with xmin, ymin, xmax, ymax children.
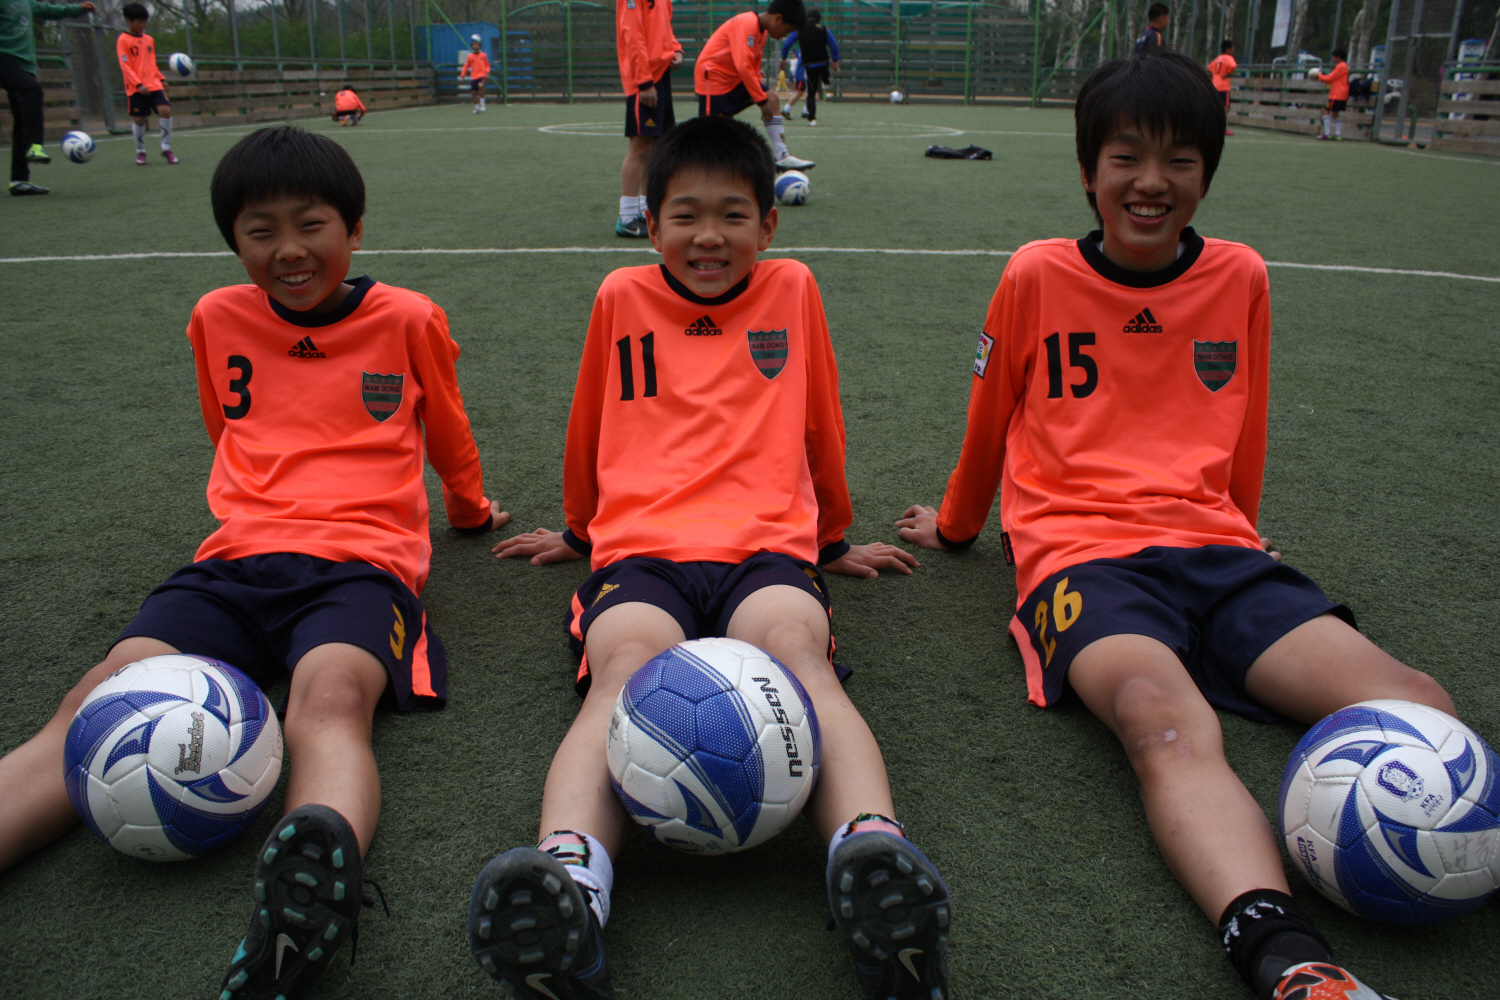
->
<box><xmin>348</xmin><ymin>877</ymin><xmax>391</xmax><ymax>967</ymax></box>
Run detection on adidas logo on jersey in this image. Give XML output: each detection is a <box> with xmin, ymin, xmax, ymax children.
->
<box><xmin>685</xmin><ymin>315</ymin><xmax>723</xmax><ymax>336</ymax></box>
<box><xmin>287</xmin><ymin>336</ymin><xmax>327</xmax><ymax>358</ymax></box>
<box><xmin>1123</xmin><ymin>308</ymin><xmax>1163</xmax><ymax>334</ymax></box>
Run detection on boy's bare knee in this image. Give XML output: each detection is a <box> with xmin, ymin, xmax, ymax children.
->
<box><xmin>1389</xmin><ymin>668</ymin><xmax>1455</xmax><ymax>717</ymax></box>
<box><xmin>1111</xmin><ymin>679</ymin><xmax>1221</xmax><ymax>769</ymax></box>
<box><xmin>286</xmin><ymin>645</ymin><xmax>385</xmax><ymax>726</ymax></box>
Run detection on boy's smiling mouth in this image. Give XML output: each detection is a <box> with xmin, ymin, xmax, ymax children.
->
<box><xmin>1128</xmin><ymin>204</ymin><xmax>1169</xmax><ymax>219</ymax></box>
<box><xmin>688</xmin><ymin>258</ymin><xmax>730</xmax><ymax>274</ymax></box>
<box><xmin>278</xmin><ymin>270</ymin><xmax>317</xmax><ymax>288</ymax></box>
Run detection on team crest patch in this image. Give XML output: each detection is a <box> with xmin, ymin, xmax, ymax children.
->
<box><xmin>973</xmin><ymin>332</ymin><xmax>995</xmax><ymax>378</ymax></box>
<box><xmin>362</xmin><ymin>372</ymin><xmax>404</xmax><ymax>421</ymax></box>
<box><xmin>747</xmin><ymin>34</ymin><xmax>757</xmax><ymax>48</ymax></box>
<box><xmin>1192</xmin><ymin>341</ymin><xmax>1236</xmax><ymax>392</ymax></box>
<box><xmin>748</xmin><ymin>330</ymin><xmax>789</xmax><ymax>379</ymax></box>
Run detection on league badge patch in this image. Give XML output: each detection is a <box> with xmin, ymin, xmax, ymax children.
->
<box><xmin>973</xmin><ymin>332</ymin><xmax>995</xmax><ymax>378</ymax></box>
<box><xmin>1192</xmin><ymin>340</ymin><xmax>1236</xmax><ymax>392</ymax></box>
<box><xmin>748</xmin><ymin>330</ymin><xmax>788</xmax><ymax>379</ymax></box>
<box><xmin>362</xmin><ymin>372</ymin><xmax>405</xmax><ymax>421</ymax></box>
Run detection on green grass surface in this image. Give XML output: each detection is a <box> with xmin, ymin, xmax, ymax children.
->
<box><xmin>2</xmin><ymin>102</ymin><xmax>1497</xmax><ymax>999</ymax></box>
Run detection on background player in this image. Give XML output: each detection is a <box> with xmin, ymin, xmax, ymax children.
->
<box><xmin>462</xmin><ymin>34</ymin><xmax>491</xmax><ymax>113</ymax></box>
<box><xmin>469</xmin><ymin>115</ymin><xmax>950</xmax><ymax>1000</ymax></box>
<box><xmin>0</xmin><ymin>125</ymin><xmax>508</xmax><ymax>1000</ymax></box>
<box><xmin>897</xmin><ymin>53</ymin><xmax>1458</xmax><ymax>1000</ymax></box>
<box><xmin>1207</xmin><ymin>39</ymin><xmax>1237</xmax><ymax>135</ymax></box>
<box><xmin>117</xmin><ymin>2</ymin><xmax>175</xmax><ymax>164</ymax></box>
<box><xmin>1312</xmin><ymin>49</ymin><xmax>1349</xmax><ymax>140</ymax></box>
<box><xmin>332</xmin><ymin>82</ymin><xmax>366</xmax><ymax>125</ymax></box>
<box><xmin>779</xmin><ymin>8</ymin><xmax>839</xmax><ymax>126</ymax></box>
<box><xmin>694</xmin><ymin>0</ymin><xmax>815</xmax><ymax>171</ymax></box>
<box><xmin>1136</xmin><ymin>2</ymin><xmax>1168</xmax><ymax>54</ymax></box>
<box><xmin>1</xmin><ymin>0</ymin><xmax>96</xmax><ymax>195</ymax></box>
<box><xmin>614</xmin><ymin>0</ymin><xmax>682</xmax><ymax>238</ymax></box>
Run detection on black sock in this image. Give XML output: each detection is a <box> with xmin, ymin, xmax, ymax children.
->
<box><xmin>1217</xmin><ymin>889</ymin><xmax>1333</xmax><ymax>999</ymax></box>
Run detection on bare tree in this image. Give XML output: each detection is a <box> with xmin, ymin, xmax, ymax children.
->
<box><xmin>1285</xmin><ymin>0</ymin><xmax>1312</xmax><ymax>56</ymax></box>
<box><xmin>1349</xmin><ymin>0</ymin><xmax>1381</xmax><ymax>65</ymax></box>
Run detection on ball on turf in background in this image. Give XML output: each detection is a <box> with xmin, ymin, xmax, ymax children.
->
<box><xmin>775</xmin><ymin>169</ymin><xmax>810</xmax><ymax>206</ymax></box>
<box><xmin>63</xmin><ymin>654</ymin><xmax>283</xmax><ymax>861</ymax></box>
<box><xmin>1279</xmin><ymin>699</ymin><xmax>1500</xmax><ymax>924</ymax></box>
<box><xmin>168</xmin><ymin>52</ymin><xmax>194</xmax><ymax>77</ymax></box>
<box><xmin>60</xmin><ymin>130</ymin><xmax>95</xmax><ymax>163</ymax></box>
<box><xmin>607</xmin><ymin>638</ymin><xmax>821</xmax><ymax>854</ymax></box>
<box><xmin>890</xmin><ymin>90</ymin><xmax>905</xmax><ymax>103</ymax></box>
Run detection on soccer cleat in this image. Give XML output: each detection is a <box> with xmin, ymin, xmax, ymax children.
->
<box><xmin>1225</xmin><ymin>128</ymin><xmax>1235</xmax><ymax>135</ymax></box>
<box><xmin>26</xmin><ymin>143</ymin><xmax>50</xmax><ymax>163</ymax></box>
<box><xmin>8</xmin><ymin>181</ymin><xmax>49</xmax><ymax>195</ymax></box>
<box><xmin>774</xmin><ymin>153</ymin><xmax>815</xmax><ymax>171</ymax></box>
<box><xmin>162</xmin><ymin>149</ymin><xmax>179</xmax><ymax>164</ymax></box>
<box><xmin>829</xmin><ymin>831</ymin><xmax>951</xmax><ymax>1000</ymax></box>
<box><xmin>135</xmin><ymin>151</ymin><xmax>148</xmax><ymax>165</ymax></box>
<box><xmin>808</xmin><ymin>119</ymin><xmax>818</xmax><ymax>126</ymax></box>
<box><xmin>1272</xmin><ymin>962</ymin><xmax>1400</xmax><ymax>1000</ymax></box>
<box><xmin>781</xmin><ymin>103</ymin><xmax>792</xmax><ymax>116</ymax></box>
<box><xmin>800</xmin><ymin>107</ymin><xmax>813</xmax><ymax>120</ymax></box>
<box><xmin>468</xmin><ymin>847</ymin><xmax>615</xmax><ymax>999</ymax></box>
<box><xmin>614</xmin><ymin>215</ymin><xmax>648</xmax><ymax>238</ymax></box>
<box><xmin>219</xmin><ymin>804</ymin><xmax>367</xmax><ymax>1000</ymax></box>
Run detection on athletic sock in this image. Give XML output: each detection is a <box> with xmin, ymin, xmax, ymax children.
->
<box><xmin>1321</xmin><ymin>114</ymin><xmax>1331</xmax><ymax>137</ymax></box>
<box><xmin>1218</xmin><ymin>889</ymin><xmax>1333</xmax><ymax>999</ymax></box>
<box><xmin>132</xmin><ymin>123</ymin><xmax>146</xmax><ymax>152</ymax></box>
<box><xmin>159</xmin><ymin>117</ymin><xmax>172</xmax><ymax>150</ymax></box>
<box><xmin>480</xmin><ymin>97</ymin><xmax>486</xmax><ymax>110</ymax></box>
<box><xmin>1334</xmin><ymin>119</ymin><xmax>1343</xmax><ymax>138</ymax></box>
<box><xmin>619</xmin><ymin>195</ymin><xmax>641</xmax><ymax>224</ymax></box>
<box><xmin>827</xmin><ymin>812</ymin><xmax>908</xmax><ymax>865</ymax></box>
<box><xmin>538</xmin><ymin>830</ymin><xmax>614</xmax><ymax>928</ymax></box>
<box><xmin>765</xmin><ymin>116</ymin><xmax>789</xmax><ymax>160</ymax></box>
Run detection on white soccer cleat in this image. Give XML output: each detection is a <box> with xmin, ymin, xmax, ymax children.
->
<box><xmin>774</xmin><ymin>153</ymin><xmax>815</xmax><ymax>171</ymax></box>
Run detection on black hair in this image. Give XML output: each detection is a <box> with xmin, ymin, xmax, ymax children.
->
<box><xmin>1332</xmin><ymin>47</ymin><xmax>1347</xmax><ymax>60</ymax></box>
<box><xmin>767</xmin><ymin>0</ymin><xmax>808</xmax><ymax>32</ymax></box>
<box><xmin>1075</xmin><ymin>52</ymin><xmax>1225</xmax><ymax>220</ymax></box>
<box><xmin>807</xmin><ymin>8</ymin><xmax>822</xmax><ymax>24</ymax></box>
<box><xmin>644</xmin><ymin>116</ymin><xmax>775</xmax><ymax>221</ymax></box>
<box><xmin>1148</xmin><ymin>2</ymin><xmax>1169</xmax><ymax>20</ymax></box>
<box><xmin>339</xmin><ymin>83</ymin><xmax>354</xmax><ymax>91</ymax></box>
<box><xmin>211</xmin><ymin>125</ymin><xmax>365</xmax><ymax>251</ymax></box>
<box><xmin>121</xmin><ymin>2</ymin><xmax>149</xmax><ymax>21</ymax></box>
<box><xmin>1220</xmin><ymin>38</ymin><xmax>1235</xmax><ymax>52</ymax></box>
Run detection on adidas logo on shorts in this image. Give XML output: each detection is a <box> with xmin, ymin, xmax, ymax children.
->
<box><xmin>1123</xmin><ymin>308</ymin><xmax>1163</xmax><ymax>334</ymax></box>
<box><xmin>287</xmin><ymin>336</ymin><xmax>327</xmax><ymax>358</ymax></box>
<box><xmin>685</xmin><ymin>315</ymin><xmax>723</xmax><ymax>336</ymax></box>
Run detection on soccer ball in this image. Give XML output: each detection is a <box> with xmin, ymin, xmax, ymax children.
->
<box><xmin>63</xmin><ymin>654</ymin><xmax>283</xmax><ymax>861</ymax></box>
<box><xmin>1278</xmin><ymin>699</ymin><xmax>1500</xmax><ymax>924</ymax></box>
<box><xmin>60</xmin><ymin>130</ymin><xmax>95</xmax><ymax>163</ymax></box>
<box><xmin>890</xmin><ymin>90</ymin><xmax>905</xmax><ymax>103</ymax></box>
<box><xmin>607</xmin><ymin>638</ymin><xmax>821</xmax><ymax>854</ymax></box>
<box><xmin>168</xmin><ymin>52</ymin><xmax>194</xmax><ymax>77</ymax></box>
<box><xmin>775</xmin><ymin>170</ymin><xmax>810</xmax><ymax>206</ymax></box>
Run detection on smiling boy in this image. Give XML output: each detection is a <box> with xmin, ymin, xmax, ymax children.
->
<box><xmin>0</xmin><ymin>125</ymin><xmax>507</xmax><ymax>1000</ymax></box>
<box><xmin>898</xmin><ymin>54</ymin><xmax>1455</xmax><ymax>1000</ymax></box>
<box><xmin>468</xmin><ymin>115</ymin><xmax>951</xmax><ymax>1000</ymax></box>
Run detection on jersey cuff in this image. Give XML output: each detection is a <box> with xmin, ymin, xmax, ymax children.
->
<box><xmin>935</xmin><ymin>527</ymin><xmax>976</xmax><ymax>552</ymax></box>
<box><xmin>817</xmin><ymin>540</ymin><xmax>850</xmax><ymax>565</ymax></box>
<box><xmin>562</xmin><ymin>529</ymin><xmax>593</xmax><ymax>556</ymax></box>
<box><xmin>449</xmin><ymin>511</ymin><xmax>493</xmax><ymax>534</ymax></box>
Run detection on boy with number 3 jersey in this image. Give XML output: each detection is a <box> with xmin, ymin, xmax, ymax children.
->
<box><xmin>899</xmin><ymin>53</ymin><xmax>1460</xmax><ymax>1000</ymax></box>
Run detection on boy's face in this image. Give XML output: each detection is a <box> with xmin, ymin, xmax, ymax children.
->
<box><xmin>1151</xmin><ymin>13</ymin><xmax>1169</xmax><ymax>27</ymax></box>
<box><xmin>126</xmin><ymin>17</ymin><xmax>148</xmax><ymax>33</ymax></box>
<box><xmin>647</xmin><ymin>167</ymin><xmax>777</xmax><ymax>299</ymax></box>
<box><xmin>1082</xmin><ymin>125</ymin><xmax>1206</xmax><ymax>273</ymax></box>
<box><xmin>232</xmin><ymin>196</ymin><xmax>363</xmax><ymax>313</ymax></box>
<box><xmin>471</xmin><ymin>41</ymin><xmax>481</xmax><ymax>51</ymax></box>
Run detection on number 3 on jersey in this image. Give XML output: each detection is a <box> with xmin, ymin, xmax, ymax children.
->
<box><xmin>223</xmin><ymin>355</ymin><xmax>252</xmax><ymax>419</ymax></box>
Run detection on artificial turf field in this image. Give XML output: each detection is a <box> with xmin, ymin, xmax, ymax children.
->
<box><xmin>2</xmin><ymin>100</ymin><xmax>1498</xmax><ymax>1000</ymax></box>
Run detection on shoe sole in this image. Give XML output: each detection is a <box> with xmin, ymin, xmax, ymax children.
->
<box><xmin>830</xmin><ymin>833</ymin><xmax>951</xmax><ymax>1000</ymax></box>
<box><xmin>469</xmin><ymin>849</ymin><xmax>604</xmax><ymax>999</ymax></box>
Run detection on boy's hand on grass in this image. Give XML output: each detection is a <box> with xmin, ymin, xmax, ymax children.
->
<box><xmin>895</xmin><ymin>505</ymin><xmax>951</xmax><ymax>552</ymax></box>
<box><xmin>491</xmin><ymin>528</ymin><xmax>582</xmax><ymax>566</ymax></box>
<box><xmin>1261</xmin><ymin>536</ymin><xmax>1282</xmax><ymax>562</ymax></box>
<box><xmin>824</xmin><ymin>543</ymin><xmax>919</xmax><ymax>579</ymax></box>
<box><xmin>488</xmin><ymin>501</ymin><xmax>511</xmax><ymax>532</ymax></box>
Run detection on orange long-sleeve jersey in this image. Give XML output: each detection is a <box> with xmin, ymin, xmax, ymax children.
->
<box><xmin>334</xmin><ymin>89</ymin><xmax>366</xmax><ymax>113</ymax></box>
<box><xmin>563</xmin><ymin>260</ymin><xmax>852</xmax><ymax>571</ymax></box>
<box><xmin>617</xmin><ymin>0</ymin><xmax>680</xmax><ymax>93</ymax></box>
<box><xmin>117</xmin><ymin>30</ymin><xmax>164</xmax><ymax>93</ymax></box>
<box><xmin>694</xmin><ymin>10</ymin><xmax>767</xmax><ymax>103</ymax></box>
<box><xmin>1315</xmin><ymin>60</ymin><xmax>1350</xmax><ymax>101</ymax></box>
<box><xmin>462</xmin><ymin>50</ymin><xmax>491</xmax><ymax>80</ymax></box>
<box><xmin>188</xmin><ymin>278</ymin><xmax>492</xmax><ymax>594</ymax></box>
<box><xmin>1207</xmin><ymin>53</ymin><xmax>1237</xmax><ymax>92</ymax></box>
<box><xmin>935</xmin><ymin>232</ymin><xmax>1270</xmax><ymax>606</ymax></box>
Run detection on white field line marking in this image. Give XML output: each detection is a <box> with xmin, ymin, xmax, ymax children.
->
<box><xmin>537</xmin><ymin>120</ymin><xmax>966</xmax><ymax>139</ymax></box>
<box><xmin>2</xmin><ymin>247</ymin><xmax>1498</xmax><ymax>283</ymax></box>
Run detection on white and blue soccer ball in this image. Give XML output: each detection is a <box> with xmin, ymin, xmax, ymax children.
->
<box><xmin>1279</xmin><ymin>699</ymin><xmax>1500</xmax><ymax>924</ymax></box>
<box><xmin>890</xmin><ymin>90</ymin><xmax>905</xmax><ymax>103</ymax></box>
<box><xmin>60</xmin><ymin>130</ymin><xmax>95</xmax><ymax>163</ymax></box>
<box><xmin>775</xmin><ymin>169</ymin><xmax>811</xmax><ymax>206</ymax></box>
<box><xmin>168</xmin><ymin>52</ymin><xmax>194</xmax><ymax>77</ymax></box>
<box><xmin>63</xmin><ymin>654</ymin><xmax>283</xmax><ymax>861</ymax></box>
<box><xmin>607</xmin><ymin>638</ymin><xmax>821</xmax><ymax>854</ymax></box>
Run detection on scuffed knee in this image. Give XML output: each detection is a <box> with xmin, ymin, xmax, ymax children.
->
<box><xmin>1112</xmin><ymin>678</ymin><xmax>1222</xmax><ymax>770</ymax></box>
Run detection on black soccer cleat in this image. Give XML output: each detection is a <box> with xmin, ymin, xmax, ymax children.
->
<box><xmin>468</xmin><ymin>847</ymin><xmax>614</xmax><ymax>999</ymax></box>
<box><xmin>219</xmin><ymin>804</ymin><xmax>367</xmax><ymax>1000</ymax></box>
<box><xmin>614</xmin><ymin>216</ymin><xmax>648</xmax><ymax>238</ymax></box>
<box><xmin>828</xmin><ymin>831</ymin><xmax>951</xmax><ymax>1000</ymax></box>
<box><xmin>8</xmin><ymin>181</ymin><xmax>49</xmax><ymax>195</ymax></box>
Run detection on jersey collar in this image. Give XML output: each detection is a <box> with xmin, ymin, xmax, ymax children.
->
<box><xmin>267</xmin><ymin>275</ymin><xmax>376</xmax><ymax>327</ymax></box>
<box><xmin>1077</xmin><ymin>227</ymin><xmax>1204</xmax><ymax>288</ymax></box>
<box><xmin>657</xmin><ymin>263</ymin><xmax>752</xmax><ymax>306</ymax></box>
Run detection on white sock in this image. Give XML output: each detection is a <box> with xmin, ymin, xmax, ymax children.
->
<box><xmin>765</xmin><ymin>116</ymin><xmax>788</xmax><ymax>160</ymax></box>
<box><xmin>132</xmin><ymin>123</ymin><xmax>146</xmax><ymax>152</ymax></box>
<box><xmin>1334</xmin><ymin>118</ymin><xmax>1343</xmax><ymax>137</ymax></box>
<box><xmin>538</xmin><ymin>831</ymin><xmax>614</xmax><ymax>927</ymax></box>
<box><xmin>159</xmin><ymin>118</ymin><xmax>172</xmax><ymax>150</ymax></box>
<box><xmin>1321</xmin><ymin>115</ymin><xmax>1331</xmax><ymax>136</ymax></box>
<box><xmin>781</xmin><ymin>102</ymin><xmax>791</xmax><ymax>116</ymax></box>
<box><xmin>619</xmin><ymin>195</ymin><xmax>640</xmax><ymax>224</ymax></box>
<box><xmin>480</xmin><ymin>98</ymin><xmax>486</xmax><ymax>110</ymax></box>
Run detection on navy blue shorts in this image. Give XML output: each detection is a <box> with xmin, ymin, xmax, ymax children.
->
<box><xmin>128</xmin><ymin>89</ymin><xmax>170</xmax><ymax>117</ymax></box>
<box><xmin>625</xmin><ymin>70</ymin><xmax>675</xmax><ymax>137</ymax></box>
<box><xmin>469</xmin><ymin>78</ymin><xmax>485</xmax><ymax>93</ymax></box>
<box><xmin>565</xmin><ymin>552</ymin><xmax>843</xmax><ymax>697</ymax></box>
<box><xmin>1010</xmin><ymin>545</ymin><xmax>1354</xmax><ymax>723</ymax></box>
<box><xmin>116</xmin><ymin>553</ymin><xmax>447</xmax><ymax>711</ymax></box>
<box><xmin>698</xmin><ymin>82</ymin><xmax>756</xmax><ymax>118</ymax></box>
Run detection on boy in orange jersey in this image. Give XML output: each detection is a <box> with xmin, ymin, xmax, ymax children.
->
<box><xmin>117</xmin><ymin>2</ymin><xmax>176</xmax><ymax>164</ymax></box>
<box><xmin>0</xmin><ymin>125</ymin><xmax>508</xmax><ymax>1000</ymax></box>
<box><xmin>613</xmin><ymin>0</ymin><xmax>682</xmax><ymax>237</ymax></box>
<box><xmin>1312</xmin><ymin>48</ymin><xmax>1350</xmax><ymax>140</ymax></box>
<box><xmin>469</xmin><ymin>115</ymin><xmax>951</xmax><ymax>1000</ymax></box>
<box><xmin>1207</xmin><ymin>38</ymin><xmax>1237</xmax><ymax>135</ymax></box>
<box><xmin>332</xmin><ymin>83</ymin><xmax>366</xmax><ymax>125</ymax></box>
<box><xmin>898</xmin><ymin>53</ymin><xmax>1458</xmax><ymax>1000</ymax></box>
<box><xmin>462</xmin><ymin>34</ymin><xmax>491</xmax><ymax>113</ymax></box>
<box><xmin>694</xmin><ymin>0</ymin><xmax>815</xmax><ymax>171</ymax></box>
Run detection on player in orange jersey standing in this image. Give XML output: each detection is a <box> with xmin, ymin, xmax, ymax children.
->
<box><xmin>0</xmin><ymin>125</ymin><xmax>509</xmax><ymax>1000</ymax></box>
<box><xmin>1207</xmin><ymin>38</ymin><xmax>1237</xmax><ymax>135</ymax></box>
<box><xmin>898</xmin><ymin>53</ymin><xmax>1461</xmax><ymax>1000</ymax></box>
<box><xmin>117</xmin><ymin>2</ymin><xmax>175</xmax><ymax>164</ymax></box>
<box><xmin>469</xmin><ymin>116</ymin><xmax>950</xmax><ymax>1000</ymax></box>
<box><xmin>462</xmin><ymin>34</ymin><xmax>491</xmax><ymax>113</ymax></box>
<box><xmin>1312</xmin><ymin>48</ymin><xmax>1350</xmax><ymax>139</ymax></box>
<box><xmin>613</xmin><ymin>0</ymin><xmax>681</xmax><ymax>237</ymax></box>
<box><xmin>332</xmin><ymin>83</ymin><xmax>366</xmax><ymax>125</ymax></box>
<box><xmin>694</xmin><ymin>0</ymin><xmax>815</xmax><ymax>171</ymax></box>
